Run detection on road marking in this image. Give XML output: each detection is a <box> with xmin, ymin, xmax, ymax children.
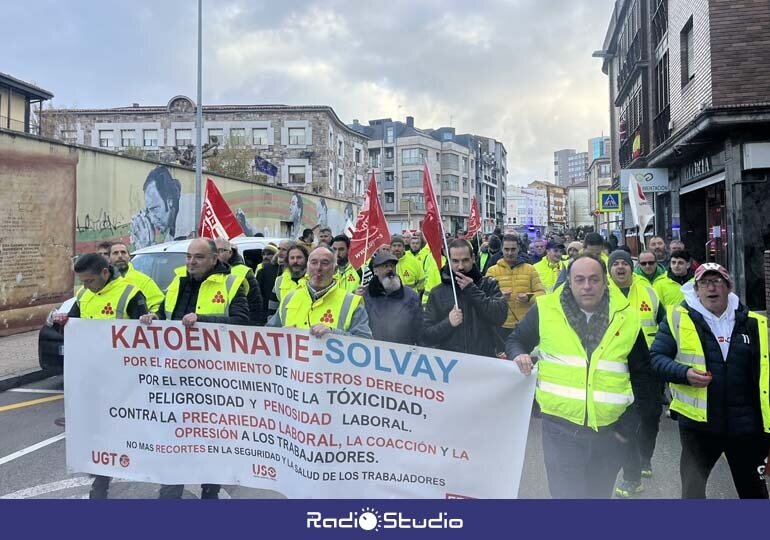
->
<box><xmin>0</xmin><ymin>433</ymin><xmax>66</xmax><ymax>468</ymax></box>
<box><xmin>0</xmin><ymin>394</ymin><xmax>64</xmax><ymax>413</ymax></box>
<box><xmin>8</xmin><ymin>389</ymin><xmax>64</xmax><ymax>395</ymax></box>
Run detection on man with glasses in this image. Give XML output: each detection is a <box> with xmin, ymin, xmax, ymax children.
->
<box><xmin>139</xmin><ymin>238</ymin><xmax>249</xmax><ymax>499</ymax></box>
<box><xmin>635</xmin><ymin>250</ymin><xmax>665</xmax><ymax>285</ymax></box>
<box><xmin>267</xmin><ymin>246</ymin><xmax>371</xmax><ymax>338</ymax></box>
<box><xmin>650</xmin><ymin>263</ymin><xmax>770</xmax><ymax>499</ymax></box>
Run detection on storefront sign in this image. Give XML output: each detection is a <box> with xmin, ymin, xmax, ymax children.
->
<box><xmin>682</xmin><ymin>156</ymin><xmax>712</xmax><ymax>183</ymax></box>
<box><xmin>620</xmin><ymin>168</ymin><xmax>669</xmax><ymax>193</ymax></box>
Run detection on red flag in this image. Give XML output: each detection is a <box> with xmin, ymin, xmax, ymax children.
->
<box><xmin>467</xmin><ymin>197</ymin><xmax>481</xmax><ymax>236</ymax></box>
<box><xmin>349</xmin><ymin>170</ymin><xmax>391</xmax><ymax>270</ymax></box>
<box><xmin>422</xmin><ymin>162</ymin><xmax>444</xmax><ymax>269</ymax></box>
<box><xmin>198</xmin><ymin>178</ymin><xmax>245</xmax><ymax>239</ymax></box>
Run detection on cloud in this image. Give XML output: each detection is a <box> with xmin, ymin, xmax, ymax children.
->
<box><xmin>4</xmin><ymin>0</ymin><xmax>614</xmax><ymax>185</ymax></box>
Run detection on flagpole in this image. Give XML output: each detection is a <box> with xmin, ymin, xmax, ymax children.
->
<box><xmin>425</xmin><ymin>158</ymin><xmax>459</xmax><ymax>308</ymax></box>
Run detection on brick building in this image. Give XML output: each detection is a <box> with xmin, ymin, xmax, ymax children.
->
<box><xmin>40</xmin><ymin>96</ymin><xmax>369</xmax><ymax>202</ymax></box>
<box><xmin>598</xmin><ymin>0</ymin><xmax>770</xmax><ymax>309</ymax></box>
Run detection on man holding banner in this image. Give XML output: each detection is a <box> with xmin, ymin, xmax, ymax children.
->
<box><xmin>506</xmin><ymin>255</ymin><xmax>659</xmax><ymax>498</ymax></box>
<box><xmin>268</xmin><ymin>246</ymin><xmax>372</xmax><ymax>339</ymax></box>
<box><xmin>139</xmin><ymin>238</ymin><xmax>249</xmax><ymax>499</ymax></box>
<box><xmin>423</xmin><ymin>239</ymin><xmax>508</xmax><ymax>357</ymax></box>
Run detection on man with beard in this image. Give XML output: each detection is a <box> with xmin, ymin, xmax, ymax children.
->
<box><xmin>423</xmin><ymin>239</ymin><xmax>508</xmax><ymax>357</ymax></box>
<box><xmin>649</xmin><ymin>236</ymin><xmax>668</xmax><ymax>266</ymax></box>
<box><xmin>263</xmin><ymin>240</ymin><xmax>293</xmax><ymax>316</ymax></box>
<box><xmin>214</xmin><ymin>238</ymin><xmax>265</xmax><ymax>325</ymax></box>
<box><xmin>331</xmin><ymin>235</ymin><xmax>361</xmax><ymax>293</ymax></box>
<box><xmin>272</xmin><ymin>244</ymin><xmax>308</xmax><ymax>306</ymax></box>
<box><xmin>268</xmin><ymin>246</ymin><xmax>371</xmax><ymax>338</ymax></box>
<box><xmin>653</xmin><ymin>249</ymin><xmax>695</xmax><ymax>306</ymax></box>
<box><xmin>108</xmin><ymin>242</ymin><xmax>164</xmax><ymax>314</ymax></box>
<box><xmin>390</xmin><ymin>235</ymin><xmax>424</xmax><ymax>294</ymax></box>
<box><xmin>363</xmin><ymin>251</ymin><xmax>422</xmax><ymax>345</ymax></box>
<box><xmin>317</xmin><ymin>227</ymin><xmax>333</xmax><ymax>247</ymax></box>
<box><xmin>139</xmin><ymin>238</ymin><xmax>248</xmax><ymax>499</ymax></box>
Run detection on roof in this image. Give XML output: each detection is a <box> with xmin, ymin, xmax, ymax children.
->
<box><xmin>0</xmin><ymin>72</ymin><xmax>53</xmax><ymax>100</ymax></box>
<box><xmin>131</xmin><ymin>236</ymin><xmax>285</xmax><ymax>256</ymax></box>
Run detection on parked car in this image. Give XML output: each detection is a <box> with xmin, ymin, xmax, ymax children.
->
<box><xmin>38</xmin><ymin>236</ymin><xmax>283</xmax><ymax>373</ymax></box>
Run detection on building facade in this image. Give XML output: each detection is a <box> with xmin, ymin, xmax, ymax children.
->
<box><xmin>554</xmin><ymin>148</ymin><xmax>590</xmax><ymax>187</ymax></box>
<box><xmin>567</xmin><ymin>182</ymin><xmax>593</xmax><ymax>229</ymax></box>
<box><xmin>41</xmin><ymin>96</ymin><xmax>369</xmax><ymax>202</ymax></box>
<box><xmin>598</xmin><ymin>0</ymin><xmax>770</xmax><ymax>309</ymax></box>
<box><xmin>528</xmin><ymin>180</ymin><xmax>567</xmax><ymax>231</ymax></box>
<box><xmin>350</xmin><ymin>117</ymin><xmax>506</xmax><ymax>235</ymax></box>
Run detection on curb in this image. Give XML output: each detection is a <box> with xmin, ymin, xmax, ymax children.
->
<box><xmin>0</xmin><ymin>369</ymin><xmax>51</xmax><ymax>393</ymax></box>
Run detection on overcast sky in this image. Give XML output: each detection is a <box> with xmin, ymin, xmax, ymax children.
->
<box><xmin>5</xmin><ymin>0</ymin><xmax>615</xmax><ymax>185</ymax></box>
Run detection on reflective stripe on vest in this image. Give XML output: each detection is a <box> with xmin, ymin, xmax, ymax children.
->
<box><xmin>668</xmin><ymin>307</ymin><xmax>770</xmax><ymax>431</ymax></box>
<box><xmin>78</xmin><ymin>280</ymin><xmax>138</xmax><ymax>320</ymax></box>
<box><xmin>230</xmin><ymin>264</ymin><xmax>251</xmax><ymax>293</ymax></box>
<box><xmin>279</xmin><ymin>283</ymin><xmax>360</xmax><ymax>331</ymax></box>
<box><xmin>164</xmin><ymin>272</ymin><xmax>242</xmax><ymax>319</ymax></box>
<box><xmin>535</xmin><ymin>290</ymin><xmax>638</xmax><ymax>429</ymax></box>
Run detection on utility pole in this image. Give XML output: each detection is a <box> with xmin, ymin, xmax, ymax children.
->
<box><xmin>194</xmin><ymin>0</ymin><xmax>203</xmax><ymax>232</ymax></box>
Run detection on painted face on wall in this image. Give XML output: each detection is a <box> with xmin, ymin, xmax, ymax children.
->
<box><xmin>289</xmin><ymin>194</ymin><xmax>301</xmax><ymax>223</ymax></box>
<box><xmin>144</xmin><ymin>182</ymin><xmax>171</xmax><ymax>232</ymax></box>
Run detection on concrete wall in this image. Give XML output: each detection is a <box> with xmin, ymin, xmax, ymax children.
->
<box><xmin>0</xmin><ymin>129</ymin><xmax>77</xmax><ymax>334</ymax></box>
<box><xmin>0</xmin><ymin>129</ymin><xmax>358</xmax><ymax>333</ymax></box>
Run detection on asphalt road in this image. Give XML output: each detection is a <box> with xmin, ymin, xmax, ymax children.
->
<box><xmin>0</xmin><ymin>375</ymin><xmax>747</xmax><ymax>499</ymax></box>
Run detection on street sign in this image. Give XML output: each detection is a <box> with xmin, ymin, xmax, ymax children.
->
<box><xmin>598</xmin><ymin>190</ymin><xmax>622</xmax><ymax>213</ymax></box>
<box><xmin>620</xmin><ymin>168</ymin><xmax>669</xmax><ymax>192</ymax></box>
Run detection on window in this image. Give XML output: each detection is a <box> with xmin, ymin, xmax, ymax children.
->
<box><xmin>61</xmin><ymin>130</ymin><xmax>77</xmax><ymax>144</ymax></box>
<box><xmin>441</xmin><ymin>174</ymin><xmax>460</xmax><ymax>192</ymax></box>
<box><xmin>288</xmin><ymin>166</ymin><xmax>306</xmax><ymax>184</ymax></box>
<box><xmin>338</xmin><ymin>140</ymin><xmax>344</xmax><ymax>158</ymax></box>
<box><xmin>355</xmin><ymin>176</ymin><xmax>363</xmax><ymax>196</ymax></box>
<box><xmin>441</xmin><ymin>153</ymin><xmax>460</xmax><ymax>170</ymax></box>
<box><xmin>463</xmin><ymin>198</ymin><xmax>469</xmax><ymax>212</ymax></box>
<box><xmin>401</xmin><ymin>193</ymin><xmax>425</xmax><ymax>211</ymax></box>
<box><xmin>462</xmin><ymin>177</ymin><xmax>469</xmax><ymax>192</ymax></box>
<box><xmin>442</xmin><ymin>132</ymin><xmax>452</xmax><ymax>141</ymax></box>
<box><xmin>463</xmin><ymin>157</ymin><xmax>469</xmax><ymax>173</ymax></box>
<box><xmin>329</xmin><ymin>166</ymin><xmax>334</xmax><ymax>189</ymax></box>
<box><xmin>175</xmin><ymin>129</ymin><xmax>192</xmax><ymax>147</ymax></box>
<box><xmin>230</xmin><ymin>128</ymin><xmax>246</xmax><ymax>147</ymax></box>
<box><xmin>402</xmin><ymin>148</ymin><xmax>425</xmax><ymax>165</ymax></box>
<box><xmin>355</xmin><ymin>148</ymin><xmax>361</xmax><ymax>164</ymax></box>
<box><xmin>385</xmin><ymin>171</ymin><xmax>394</xmax><ymax>184</ymax></box>
<box><xmin>385</xmin><ymin>192</ymin><xmax>395</xmax><ymax>204</ymax></box>
<box><xmin>252</xmin><ymin>127</ymin><xmax>268</xmax><ymax>145</ymax></box>
<box><xmin>369</xmin><ymin>149</ymin><xmax>380</xmax><ymax>168</ymax></box>
<box><xmin>442</xmin><ymin>196</ymin><xmax>460</xmax><ymax>213</ymax></box>
<box><xmin>385</xmin><ymin>127</ymin><xmax>394</xmax><ymax>144</ymax></box>
<box><xmin>288</xmin><ymin>127</ymin><xmax>306</xmax><ymax>145</ymax></box>
<box><xmin>143</xmin><ymin>129</ymin><xmax>158</xmax><ymax>147</ymax></box>
<box><xmin>99</xmin><ymin>130</ymin><xmax>114</xmax><ymax>148</ymax></box>
<box><xmin>337</xmin><ymin>171</ymin><xmax>345</xmax><ymax>192</ymax></box>
<box><xmin>329</xmin><ymin>129</ymin><xmax>334</xmax><ymax>148</ymax></box>
<box><xmin>208</xmin><ymin>128</ymin><xmax>223</xmax><ymax>144</ymax></box>
<box><xmin>120</xmin><ymin>130</ymin><xmax>136</xmax><ymax>147</ymax></box>
<box><xmin>402</xmin><ymin>170</ymin><xmax>422</xmax><ymax>188</ymax></box>
<box><xmin>436</xmin><ymin>152</ymin><xmax>440</xmax><ymax>162</ymax></box>
<box><xmin>680</xmin><ymin>17</ymin><xmax>694</xmax><ymax>87</ymax></box>
<box><xmin>385</xmin><ymin>147</ymin><xmax>394</xmax><ymax>158</ymax></box>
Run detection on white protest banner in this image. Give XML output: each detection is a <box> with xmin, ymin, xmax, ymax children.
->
<box><xmin>64</xmin><ymin>320</ymin><xmax>535</xmax><ymax>498</ymax></box>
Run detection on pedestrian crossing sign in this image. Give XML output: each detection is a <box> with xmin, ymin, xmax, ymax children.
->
<box><xmin>599</xmin><ymin>191</ymin><xmax>622</xmax><ymax>213</ymax></box>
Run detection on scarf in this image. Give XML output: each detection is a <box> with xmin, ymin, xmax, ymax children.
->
<box><xmin>559</xmin><ymin>283</ymin><xmax>610</xmax><ymax>360</ymax></box>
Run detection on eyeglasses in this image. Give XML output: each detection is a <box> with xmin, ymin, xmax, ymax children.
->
<box><xmin>217</xmin><ymin>248</ymin><xmax>231</xmax><ymax>253</ymax></box>
<box><xmin>698</xmin><ymin>277</ymin><xmax>725</xmax><ymax>287</ymax></box>
<box><xmin>639</xmin><ymin>261</ymin><xmax>656</xmax><ymax>266</ymax></box>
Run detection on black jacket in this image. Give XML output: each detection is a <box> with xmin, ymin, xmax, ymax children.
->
<box><xmin>506</xmin><ymin>303</ymin><xmax>660</xmax><ymax>440</ymax></box>
<box><xmin>422</xmin><ymin>265</ymin><xmax>508</xmax><ymax>357</ymax></box>
<box><xmin>229</xmin><ymin>253</ymin><xmax>265</xmax><ymax>325</ymax></box>
<box><xmin>157</xmin><ymin>261</ymin><xmax>249</xmax><ymax>325</ymax></box>
<box><xmin>363</xmin><ymin>276</ymin><xmax>423</xmax><ymax>345</ymax></box>
<box><xmin>257</xmin><ymin>262</ymin><xmax>281</xmax><ymax>316</ymax></box>
<box><xmin>650</xmin><ymin>301</ymin><xmax>767</xmax><ymax>436</ymax></box>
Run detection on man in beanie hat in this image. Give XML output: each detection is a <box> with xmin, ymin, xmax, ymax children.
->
<box><xmin>256</xmin><ymin>242</ymin><xmax>278</xmax><ymax>275</ymax></box>
<box><xmin>607</xmin><ymin>249</ymin><xmax>666</xmax><ymax>497</ymax></box>
<box><xmin>651</xmin><ymin>263</ymin><xmax>770</xmax><ymax>499</ymax></box>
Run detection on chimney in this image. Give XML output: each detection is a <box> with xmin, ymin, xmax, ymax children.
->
<box><xmin>132</xmin><ymin>103</ymin><xmax>139</xmax><ymax>108</ymax></box>
<box><xmin>406</xmin><ymin>116</ymin><xmax>414</xmax><ymax>127</ymax></box>
<box><xmin>352</xmin><ymin>119</ymin><xmax>359</xmax><ymax>125</ymax></box>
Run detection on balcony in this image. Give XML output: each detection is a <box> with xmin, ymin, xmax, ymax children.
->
<box><xmin>382</xmin><ymin>157</ymin><xmax>394</xmax><ymax>168</ymax></box>
<box><xmin>0</xmin><ymin>115</ymin><xmax>38</xmax><ymax>134</ymax></box>
<box><xmin>443</xmin><ymin>204</ymin><xmax>460</xmax><ymax>214</ymax></box>
<box><xmin>619</xmin><ymin>127</ymin><xmax>646</xmax><ymax>169</ymax></box>
<box><xmin>616</xmin><ymin>34</ymin><xmax>643</xmax><ymax>92</ymax></box>
<box><xmin>652</xmin><ymin>105</ymin><xmax>671</xmax><ymax>149</ymax></box>
<box><xmin>382</xmin><ymin>202</ymin><xmax>395</xmax><ymax>212</ymax></box>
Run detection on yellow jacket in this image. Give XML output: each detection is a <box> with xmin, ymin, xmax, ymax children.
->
<box><xmin>486</xmin><ymin>259</ymin><xmax>546</xmax><ymax>328</ymax></box>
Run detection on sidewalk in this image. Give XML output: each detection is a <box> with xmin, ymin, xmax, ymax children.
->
<box><xmin>0</xmin><ymin>331</ymin><xmax>48</xmax><ymax>392</ymax></box>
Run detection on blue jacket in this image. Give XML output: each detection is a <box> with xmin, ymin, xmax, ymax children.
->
<box><xmin>650</xmin><ymin>301</ymin><xmax>766</xmax><ymax>436</ymax></box>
